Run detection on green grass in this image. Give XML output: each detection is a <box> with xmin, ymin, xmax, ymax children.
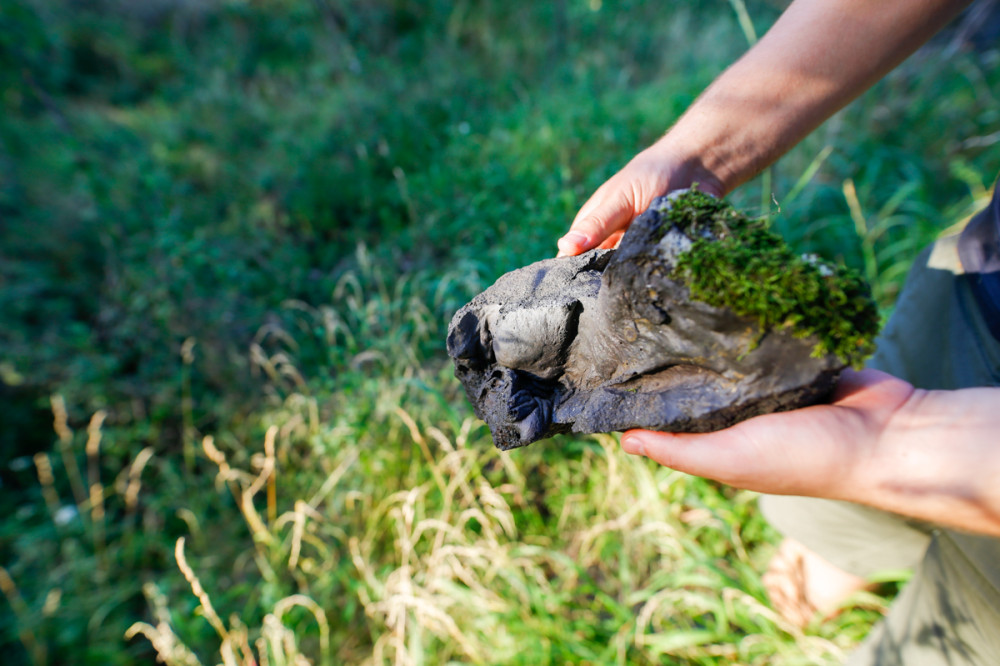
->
<box><xmin>1</xmin><ymin>0</ymin><xmax>998</xmax><ymax>663</ymax></box>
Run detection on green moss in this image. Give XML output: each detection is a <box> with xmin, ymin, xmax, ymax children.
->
<box><xmin>667</xmin><ymin>189</ymin><xmax>879</xmax><ymax>367</ymax></box>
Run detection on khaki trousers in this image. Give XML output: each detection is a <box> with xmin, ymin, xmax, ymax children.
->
<box><xmin>762</xmin><ymin>230</ymin><xmax>1000</xmax><ymax>665</ymax></box>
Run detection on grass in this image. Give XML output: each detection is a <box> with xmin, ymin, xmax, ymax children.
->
<box><xmin>1</xmin><ymin>0</ymin><xmax>998</xmax><ymax>663</ymax></box>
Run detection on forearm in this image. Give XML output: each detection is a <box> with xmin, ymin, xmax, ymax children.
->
<box><xmin>844</xmin><ymin>386</ymin><xmax>1000</xmax><ymax>536</ymax></box>
<box><xmin>653</xmin><ymin>0</ymin><xmax>970</xmax><ymax>194</ymax></box>
<box><xmin>558</xmin><ymin>0</ymin><xmax>969</xmax><ymax>258</ymax></box>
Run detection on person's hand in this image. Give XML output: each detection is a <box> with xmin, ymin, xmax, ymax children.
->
<box><xmin>621</xmin><ymin>369</ymin><xmax>913</xmax><ymax>497</ymax></box>
<box><xmin>557</xmin><ymin>0</ymin><xmax>972</xmax><ymax>259</ymax></box>
<box><xmin>556</xmin><ymin>140</ymin><xmax>725</xmax><ymax>257</ymax></box>
<box><xmin>620</xmin><ymin>368</ymin><xmax>1000</xmax><ymax>536</ymax></box>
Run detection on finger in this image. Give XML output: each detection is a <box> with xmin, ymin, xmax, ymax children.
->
<box><xmin>557</xmin><ymin>187</ymin><xmax>637</xmax><ymax>257</ymax></box>
<box><xmin>597</xmin><ymin>230</ymin><xmax>624</xmax><ymax>250</ymax></box>
<box><xmin>621</xmin><ymin>428</ymin><xmax>759</xmax><ymax>486</ymax></box>
<box><xmin>831</xmin><ymin>368</ymin><xmax>909</xmax><ymax>405</ymax></box>
<box><xmin>620</xmin><ymin>401</ymin><xmax>862</xmax><ymax>496</ymax></box>
<box><xmin>555</xmin><ymin>230</ymin><xmax>592</xmax><ymax>258</ymax></box>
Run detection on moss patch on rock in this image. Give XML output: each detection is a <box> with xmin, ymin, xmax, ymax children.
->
<box><xmin>666</xmin><ymin>189</ymin><xmax>879</xmax><ymax>367</ymax></box>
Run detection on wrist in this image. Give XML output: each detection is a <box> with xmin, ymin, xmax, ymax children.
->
<box><xmin>642</xmin><ymin>134</ymin><xmax>728</xmax><ymax>198</ymax></box>
<box><xmin>847</xmin><ymin>386</ymin><xmax>1000</xmax><ymax>535</ymax></box>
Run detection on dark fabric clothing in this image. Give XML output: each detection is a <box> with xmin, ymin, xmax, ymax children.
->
<box><xmin>957</xmin><ymin>179</ymin><xmax>1000</xmax><ymax>341</ymax></box>
<box><xmin>866</xmin><ymin>234</ymin><xmax>1000</xmax><ymax>391</ymax></box>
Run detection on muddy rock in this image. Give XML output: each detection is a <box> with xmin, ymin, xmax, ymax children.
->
<box><xmin>447</xmin><ymin>191</ymin><xmax>876</xmax><ymax>450</ymax></box>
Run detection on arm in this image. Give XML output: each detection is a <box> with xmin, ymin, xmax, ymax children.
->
<box><xmin>558</xmin><ymin>0</ymin><xmax>971</xmax><ymax>256</ymax></box>
<box><xmin>621</xmin><ymin>370</ymin><xmax>1000</xmax><ymax>537</ymax></box>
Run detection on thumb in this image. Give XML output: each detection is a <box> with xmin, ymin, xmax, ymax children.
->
<box><xmin>557</xmin><ymin>186</ymin><xmax>642</xmax><ymax>257</ymax></box>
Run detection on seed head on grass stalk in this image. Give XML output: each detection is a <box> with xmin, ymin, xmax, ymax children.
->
<box><xmin>174</xmin><ymin>537</ymin><xmax>228</xmax><ymax>641</ymax></box>
<box><xmin>85</xmin><ymin>410</ymin><xmax>107</xmax><ymax>561</ymax></box>
<box><xmin>0</xmin><ymin>567</ymin><xmax>46</xmax><ymax>665</ymax></box>
<box><xmin>50</xmin><ymin>394</ymin><xmax>87</xmax><ymax>510</ymax></box>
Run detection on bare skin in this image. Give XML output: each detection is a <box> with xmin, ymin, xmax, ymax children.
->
<box><xmin>763</xmin><ymin>538</ymin><xmax>871</xmax><ymax>628</ymax></box>
<box><xmin>558</xmin><ymin>0</ymin><xmax>998</xmax><ymax>623</ymax></box>
<box><xmin>622</xmin><ymin>369</ymin><xmax>1000</xmax><ymax>624</ymax></box>
<box><xmin>621</xmin><ymin>369</ymin><xmax>1000</xmax><ymax>538</ymax></box>
<box><xmin>558</xmin><ymin>0</ymin><xmax>970</xmax><ymax>256</ymax></box>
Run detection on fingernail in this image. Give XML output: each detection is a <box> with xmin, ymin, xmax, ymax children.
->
<box><xmin>557</xmin><ymin>231</ymin><xmax>589</xmax><ymax>256</ymax></box>
<box><xmin>621</xmin><ymin>432</ymin><xmax>646</xmax><ymax>457</ymax></box>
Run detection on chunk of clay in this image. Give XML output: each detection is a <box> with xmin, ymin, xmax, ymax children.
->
<box><xmin>447</xmin><ymin>192</ymin><xmax>852</xmax><ymax>450</ymax></box>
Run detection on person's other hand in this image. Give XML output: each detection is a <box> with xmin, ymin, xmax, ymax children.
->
<box><xmin>621</xmin><ymin>369</ymin><xmax>913</xmax><ymax>498</ymax></box>
<box><xmin>557</xmin><ymin>141</ymin><xmax>725</xmax><ymax>257</ymax></box>
<box><xmin>620</xmin><ymin>368</ymin><xmax>1000</xmax><ymax>535</ymax></box>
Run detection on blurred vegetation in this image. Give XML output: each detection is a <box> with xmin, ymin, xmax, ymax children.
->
<box><xmin>1</xmin><ymin>0</ymin><xmax>997</xmax><ymax>663</ymax></box>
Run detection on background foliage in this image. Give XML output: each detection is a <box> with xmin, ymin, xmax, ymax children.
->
<box><xmin>1</xmin><ymin>0</ymin><xmax>998</xmax><ymax>663</ymax></box>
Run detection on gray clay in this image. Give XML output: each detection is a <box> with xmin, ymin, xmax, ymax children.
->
<box><xmin>447</xmin><ymin>192</ymin><xmax>845</xmax><ymax>450</ymax></box>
